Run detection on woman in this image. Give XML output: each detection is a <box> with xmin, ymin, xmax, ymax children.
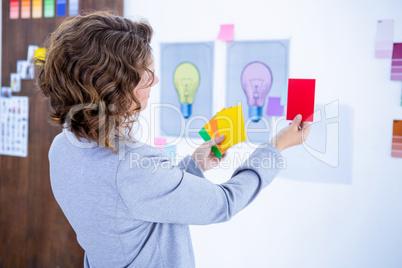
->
<box><xmin>37</xmin><ymin>11</ymin><xmax>310</xmax><ymax>268</ymax></box>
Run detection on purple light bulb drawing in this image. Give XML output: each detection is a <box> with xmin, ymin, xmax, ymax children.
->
<box><xmin>241</xmin><ymin>61</ymin><xmax>273</xmax><ymax>122</ymax></box>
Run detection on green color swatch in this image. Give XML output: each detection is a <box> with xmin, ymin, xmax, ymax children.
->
<box><xmin>44</xmin><ymin>0</ymin><xmax>55</xmax><ymax>18</ymax></box>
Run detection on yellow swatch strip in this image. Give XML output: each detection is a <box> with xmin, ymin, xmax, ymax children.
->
<box><xmin>32</xmin><ymin>0</ymin><xmax>43</xmax><ymax>18</ymax></box>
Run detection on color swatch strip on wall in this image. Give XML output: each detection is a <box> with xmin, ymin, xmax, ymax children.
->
<box><xmin>32</xmin><ymin>0</ymin><xmax>43</xmax><ymax>18</ymax></box>
<box><xmin>69</xmin><ymin>0</ymin><xmax>79</xmax><ymax>16</ymax></box>
<box><xmin>375</xmin><ymin>20</ymin><xmax>394</xmax><ymax>58</ymax></box>
<box><xmin>392</xmin><ymin>120</ymin><xmax>402</xmax><ymax>158</ymax></box>
<box><xmin>391</xmin><ymin>43</ymin><xmax>402</xmax><ymax>81</ymax></box>
<box><xmin>10</xmin><ymin>0</ymin><xmax>19</xmax><ymax>19</ymax></box>
<box><xmin>21</xmin><ymin>0</ymin><xmax>31</xmax><ymax>19</ymax></box>
<box><xmin>57</xmin><ymin>0</ymin><xmax>66</xmax><ymax>16</ymax></box>
<box><xmin>44</xmin><ymin>0</ymin><xmax>55</xmax><ymax>18</ymax></box>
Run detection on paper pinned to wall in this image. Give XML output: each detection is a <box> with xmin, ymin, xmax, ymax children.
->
<box><xmin>392</xmin><ymin>120</ymin><xmax>402</xmax><ymax>158</ymax></box>
<box><xmin>0</xmin><ymin>97</ymin><xmax>29</xmax><ymax>157</ymax></box>
<box><xmin>280</xmin><ymin>85</ymin><xmax>288</xmax><ymax>106</ymax></box>
<box><xmin>375</xmin><ymin>20</ymin><xmax>394</xmax><ymax>58</ymax></box>
<box><xmin>160</xmin><ymin>42</ymin><xmax>214</xmax><ymax>138</ymax></box>
<box><xmin>32</xmin><ymin>0</ymin><xmax>43</xmax><ymax>18</ymax></box>
<box><xmin>217</xmin><ymin>24</ymin><xmax>234</xmax><ymax>41</ymax></box>
<box><xmin>21</xmin><ymin>0</ymin><xmax>31</xmax><ymax>19</ymax></box>
<box><xmin>226</xmin><ymin>40</ymin><xmax>289</xmax><ymax>143</ymax></box>
<box><xmin>10</xmin><ymin>74</ymin><xmax>21</xmax><ymax>93</ymax></box>
<box><xmin>56</xmin><ymin>0</ymin><xmax>67</xmax><ymax>16</ymax></box>
<box><xmin>391</xmin><ymin>43</ymin><xmax>402</xmax><ymax>81</ymax></box>
<box><xmin>44</xmin><ymin>0</ymin><xmax>55</xmax><ymax>18</ymax></box>
<box><xmin>154</xmin><ymin>137</ymin><xmax>167</xmax><ymax>149</ymax></box>
<box><xmin>10</xmin><ymin>0</ymin><xmax>19</xmax><ymax>19</ymax></box>
<box><xmin>279</xmin><ymin>102</ymin><xmax>353</xmax><ymax>184</ymax></box>
<box><xmin>69</xmin><ymin>0</ymin><xmax>79</xmax><ymax>16</ymax></box>
<box><xmin>266</xmin><ymin>97</ymin><xmax>284</xmax><ymax>116</ymax></box>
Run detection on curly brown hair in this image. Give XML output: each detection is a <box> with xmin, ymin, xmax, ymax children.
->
<box><xmin>36</xmin><ymin>11</ymin><xmax>154</xmax><ymax>152</ymax></box>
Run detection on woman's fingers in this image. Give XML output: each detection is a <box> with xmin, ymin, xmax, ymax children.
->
<box><xmin>205</xmin><ymin>135</ymin><xmax>225</xmax><ymax>147</ymax></box>
<box><xmin>300</xmin><ymin>122</ymin><xmax>312</xmax><ymax>142</ymax></box>
<box><xmin>291</xmin><ymin>114</ymin><xmax>302</xmax><ymax>129</ymax></box>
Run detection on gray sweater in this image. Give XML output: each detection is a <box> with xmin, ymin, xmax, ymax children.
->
<box><xmin>49</xmin><ymin>128</ymin><xmax>282</xmax><ymax>267</ymax></box>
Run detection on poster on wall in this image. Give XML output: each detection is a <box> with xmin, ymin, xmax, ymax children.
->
<box><xmin>160</xmin><ymin>42</ymin><xmax>214</xmax><ymax>138</ymax></box>
<box><xmin>0</xmin><ymin>96</ymin><xmax>29</xmax><ymax>157</ymax></box>
<box><xmin>226</xmin><ymin>40</ymin><xmax>289</xmax><ymax>143</ymax></box>
<box><xmin>279</xmin><ymin>103</ymin><xmax>353</xmax><ymax>184</ymax></box>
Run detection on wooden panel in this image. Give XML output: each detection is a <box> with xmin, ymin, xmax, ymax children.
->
<box><xmin>0</xmin><ymin>0</ymin><xmax>123</xmax><ymax>267</ymax></box>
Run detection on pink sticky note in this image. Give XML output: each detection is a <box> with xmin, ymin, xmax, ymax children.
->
<box><xmin>217</xmin><ymin>24</ymin><xmax>234</xmax><ymax>41</ymax></box>
<box><xmin>155</xmin><ymin>137</ymin><xmax>167</xmax><ymax>149</ymax></box>
<box><xmin>266</xmin><ymin>97</ymin><xmax>284</xmax><ymax>116</ymax></box>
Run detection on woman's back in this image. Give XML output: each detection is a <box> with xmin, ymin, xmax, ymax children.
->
<box><xmin>49</xmin><ymin>129</ymin><xmax>195</xmax><ymax>267</ymax></box>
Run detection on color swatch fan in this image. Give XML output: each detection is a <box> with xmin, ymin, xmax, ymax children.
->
<box><xmin>199</xmin><ymin>105</ymin><xmax>247</xmax><ymax>158</ymax></box>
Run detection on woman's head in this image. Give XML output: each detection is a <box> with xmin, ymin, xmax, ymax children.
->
<box><xmin>37</xmin><ymin>11</ymin><xmax>158</xmax><ymax>152</ymax></box>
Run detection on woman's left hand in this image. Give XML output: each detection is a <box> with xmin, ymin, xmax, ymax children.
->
<box><xmin>191</xmin><ymin>135</ymin><xmax>227</xmax><ymax>173</ymax></box>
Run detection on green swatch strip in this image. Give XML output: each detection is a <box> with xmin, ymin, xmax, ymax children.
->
<box><xmin>198</xmin><ymin>127</ymin><xmax>223</xmax><ymax>158</ymax></box>
<box><xmin>44</xmin><ymin>0</ymin><xmax>55</xmax><ymax>17</ymax></box>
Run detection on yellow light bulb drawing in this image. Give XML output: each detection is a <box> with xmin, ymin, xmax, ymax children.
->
<box><xmin>173</xmin><ymin>62</ymin><xmax>200</xmax><ymax>118</ymax></box>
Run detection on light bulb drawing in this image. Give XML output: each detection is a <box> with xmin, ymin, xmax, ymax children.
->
<box><xmin>173</xmin><ymin>62</ymin><xmax>200</xmax><ymax>118</ymax></box>
<box><xmin>241</xmin><ymin>61</ymin><xmax>273</xmax><ymax>122</ymax></box>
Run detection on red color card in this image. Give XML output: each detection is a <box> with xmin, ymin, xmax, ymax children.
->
<box><xmin>391</xmin><ymin>43</ymin><xmax>402</xmax><ymax>81</ymax></box>
<box><xmin>10</xmin><ymin>0</ymin><xmax>19</xmax><ymax>19</ymax></box>
<box><xmin>286</xmin><ymin>79</ymin><xmax>315</xmax><ymax>122</ymax></box>
<box><xmin>391</xmin><ymin>120</ymin><xmax>402</xmax><ymax>158</ymax></box>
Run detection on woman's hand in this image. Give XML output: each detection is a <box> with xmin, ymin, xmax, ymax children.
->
<box><xmin>270</xmin><ymin>114</ymin><xmax>312</xmax><ymax>152</ymax></box>
<box><xmin>191</xmin><ymin>135</ymin><xmax>227</xmax><ymax>173</ymax></box>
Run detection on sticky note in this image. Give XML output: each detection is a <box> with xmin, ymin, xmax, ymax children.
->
<box><xmin>163</xmin><ymin>145</ymin><xmax>176</xmax><ymax>162</ymax></box>
<box><xmin>10</xmin><ymin>0</ymin><xmax>19</xmax><ymax>19</ymax></box>
<box><xmin>44</xmin><ymin>0</ymin><xmax>55</xmax><ymax>18</ymax></box>
<box><xmin>155</xmin><ymin>137</ymin><xmax>167</xmax><ymax>149</ymax></box>
<box><xmin>286</xmin><ymin>79</ymin><xmax>315</xmax><ymax>122</ymax></box>
<box><xmin>21</xmin><ymin>0</ymin><xmax>31</xmax><ymax>19</ymax></box>
<box><xmin>391</xmin><ymin>43</ymin><xmax>402</xmax><ymax>81</ymax></box>
<box><xmin>217</xmin><ymin>24</ymin><xmax>234</xmax><ymax>41</ymax></box>
<box><xmin>57</xmin><ymin>0</ymin><xmax>67</xmax><ymax>16</ymax></box>
<box><xmin>375</xmin><ymin>20</ymin><xmax>394</xmax><ymax>58</ymax></box>
<box><xmin>391</xmin><ymin>120</ymin><xmax>402</xmax><ymax>158</ymax></box>
<box><xmin>32</xmin><ymin>0</ymin><xmax>43</xmax><ymax>18</ymax></box>
<box><xmin>69</xmin><ymin>0</ymin><xmax>79</xmax><ymax>16</ymax></box>
<box><xmin>280</xmin><ymin>85</ymin><xmax>288</xmax><ymax>106</ymax></box>
<box><xmin>266</xmin><ymin>97</ymin><xmax>284</xmax><ymax>116</ymax></box>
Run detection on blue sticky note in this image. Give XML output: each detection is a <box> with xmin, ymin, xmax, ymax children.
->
<box><xmin>163</xmin><ymin>145</ymin><xmax>177</xmax><ymax>162</ymax></box>
<box><xmin>280</xmin><ymin>85</ymin><xmax>288</xmax><ymax>106</ymax></box>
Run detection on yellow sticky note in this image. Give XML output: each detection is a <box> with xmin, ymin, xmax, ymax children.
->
<box><xmin>216</xmin><ymin>104</ymin><xmax>246</xmax><ymax>153</ymax></box>
<box><xmin>33</xmin><ymin>48</ymin><xmax>46</xmax><ymax>65</ymax></box>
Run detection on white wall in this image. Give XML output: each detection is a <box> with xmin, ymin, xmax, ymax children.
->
<box><xmin>125</xmin><ymin>0</ymin><xmax>402</xmax><ymax>267</ymax></box>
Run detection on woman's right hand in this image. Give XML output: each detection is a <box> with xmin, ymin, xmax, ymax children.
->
<box><xmin>270</xmin><ymin>114</ymin><xmax>311</xmax><ymax>152</ymax></box>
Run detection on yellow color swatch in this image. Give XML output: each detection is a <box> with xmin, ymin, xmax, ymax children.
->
<box><xmin>215</xmin><ymin>105</ymin><xmax>247</xmax><ymax>153</ymax></box>
<box><xmin>32</xmin><ymin>0</ymin><xmax>43</xmax><ymax>18</ymax></box>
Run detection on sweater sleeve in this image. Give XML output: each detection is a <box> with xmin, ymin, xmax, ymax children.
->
<box><xmin>177</xmin><ymin>155</ymin><xmax>205</xmax><ymax>178</ymax></box>
<box><xmin>115</xmin><ymin>143</ymin><xmax>282</xmax><ymax>225</ymax></box>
